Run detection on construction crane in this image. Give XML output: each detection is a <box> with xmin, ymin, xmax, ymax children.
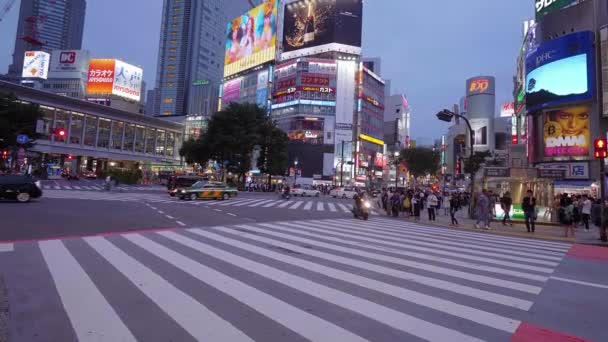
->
<box><xmin>0</xmin><ymin>0</ymin><xmax>17</xmax><ymax>22</ymax></box>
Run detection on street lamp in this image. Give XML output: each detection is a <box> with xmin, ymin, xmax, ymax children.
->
<box><xmin>436</xmin><ymin>109</ymin><xmax>474</xmax><ymax>159</ymax></box>
<box><xmin>294</xmin><ymin>158</ymin><xmax>299</xmax><ymax>186</ymax></box>
<box><xmin>394</xmin><ymin>151</ymin><xmax>400</xmax><ymax>189</ymax></box>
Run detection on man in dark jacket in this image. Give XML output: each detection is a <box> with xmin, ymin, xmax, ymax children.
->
<box><xmin>501</xmin><ymin>192</ymin><xmax>513</xmax><ymax>226</ymax></box>
<box><xmin>522</xmin><ymin>190</ymin><xmax>537</xmax><ymax>233</ymax></box>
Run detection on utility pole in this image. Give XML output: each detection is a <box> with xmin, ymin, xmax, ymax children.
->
<box><xmin>340</xmin><ymin>140</ymin><xmax>345</xmax><ymax>187</ymax></box>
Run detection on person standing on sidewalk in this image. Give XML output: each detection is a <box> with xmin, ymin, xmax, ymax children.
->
<box><xmin>581</xmin><ymin>194</ymin><xmax>592</xmax><ymax>232</ymax></box>
<box><xmin>475</xmin><ymin>190</ymin><xmax>490</xmax><ymax>229</ymax></box>
<box><xmin>449</xmin><ymin>195</ymin><xmax>460</xmax><ymax>226</ymax></box>
<box><xmin>427</xmin><ymin>192</ymin><xmax>438</xmax><ymax>221</ymax></box>
<box><xmin>600</xmin><ymin>200</ymin><xmax>608</xmax><ymax>242</ymax></box>
<box><xmin>561</xmin><ymin>197</ymin><xmax>576</xmax><ymax>238</ymax></box>
<box><xmin>444</xmin><ymin>193</ymin><xmax>451</xmax><ymax>216</ymax></box>
<box><xmin>522</xmin><ymin>190</ymin><xmax>537</xmax><ymax>233</ymax></box>
<box><xmin>500</xmin><ymin>192</ymin><xmax>513</xmax><ymax>226</ymax></box>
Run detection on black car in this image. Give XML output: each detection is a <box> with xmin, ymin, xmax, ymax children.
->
<box><xmin>0</xmin><ymin>175</ymin><xmax>43</xmax><ymax>202</ymax></box>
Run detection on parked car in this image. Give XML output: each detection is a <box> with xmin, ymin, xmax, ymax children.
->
<box><xmin>330</xmin><ymin>187</ymin><xmax>358</xmax><ymax>199</ymax></box>
<box><xmin>291</xmin><ymin>185</ymin><xmax>321</xmax><ymax>197</ymax></box>
<box><xmin>167</xmin><ymin>175</ymin><xmax>208</xmax><ymax>196</ymax></box>
<box><xmin>178</xmin><ymin>182</ymin><xmax>238</xmax><ymax>201</ymax></box>
<box><xmin>82</xmin><ymin>171</ymin><xmax>97</xmax><ymax>179</ymax></box>
<box><xmin>0</xmin><ymin>175</ymin><xmax>42</xmax><ymax>202</ymax></box>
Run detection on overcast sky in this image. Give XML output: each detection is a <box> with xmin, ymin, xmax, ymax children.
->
<box><xmin>0</xmin><ymin>0</ymin><xmax>534</xmax><ymax>141</ymax></box>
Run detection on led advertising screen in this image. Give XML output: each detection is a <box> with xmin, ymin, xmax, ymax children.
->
<box><xmin>222</xmin><ymin>78</ymin><xmax>242</xmax><ymax>104</ymax></box>
<box><xmin>282</xmin><ymin>0</ymin><xmax>363</xmax><ymax>57</ymax></box>
<box><xmin>543</xmin><ymin>105</ymin><xmax>590</xmax><ymax>157</ymax></box>
<box><xmin>87</xmin><ymin>59</ymin><xmax>143</xmax><ymax>101</ymax></box>
<box><xmin>224</xmin><ymin>0</ymin><xmax>278</xmax><ymax>78</ymax></box>
<box><xmin>525</xmin><ymin>31</ymin><xmax>595</xmax><ymax>111</ymax></box>
<box><xmin>22</xmin><ymin>51</ymin><xmax>50</xmax><ymax>79</ymax></box>
<box><xmin>535</xmin><ymin>0</ymin><xmax>578</xmax><ymax>19</ymax></box>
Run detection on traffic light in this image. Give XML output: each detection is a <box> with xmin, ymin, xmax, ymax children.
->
<box><xmin>53</xmin><ymin>128</ymin><xmax>66</xmax><ymax>137</ymax></box>
<box><xmin>594</xmin><ymin>138</ymin><xmax>607</xmax><ymax>159</ymax></box>
<box><xmin>1</xmin><ymin>150</ymin><xmax>7</xmax><ymax>159</ymax></box>
<box><xmin>67</xmin><ymin>154</ymin><xmax>73</xmax><ymax>160</ymax></box>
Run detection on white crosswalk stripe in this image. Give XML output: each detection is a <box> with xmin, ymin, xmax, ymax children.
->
<box><xmin>337</xmin><ymin>203</ymin><xmax>350</xmax><ymax>213</ymax></box>
<box><xmin>16</xmin><ymin>217</ymin><xmax>571</xmax><ymax>342</ymax></box>
<box><xmin>262</xmin><ymin>200</ymin><xmax>282</xmax><ymax>208</ymax></box>
<box><xmin>289</xmin><ymin>201</ymin><xmax>304</xmax><ymax>210</ymax></box>
<box><xmin>328</xmin><ymin>203</ymin><xmax>338</xmax><ymax>212</ymax></box>
<box><xmin>303</xmin><ymin>201</ymin><xmax>313</xmax><ymax>210</ymax></box>
<box><xmin>317</xmin><ymin>202</ymin><xmax>324</xmax><ymax>211</ymax></box>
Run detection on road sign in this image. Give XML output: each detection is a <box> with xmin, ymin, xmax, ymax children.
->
<box><xmin>16</xmin><ymin>134</ymin><xmax>29</xmax><ymax>144</ymax></box>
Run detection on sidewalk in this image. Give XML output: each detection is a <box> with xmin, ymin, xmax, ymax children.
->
<box><xmin>376</xmin><ymin>208</ymin><xmax>608</xmax><ymax>245</ymax></box>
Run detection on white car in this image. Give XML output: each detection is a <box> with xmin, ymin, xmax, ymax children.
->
<box><xmin>290</xmin><ymin>186</ymin><xmax>321</xmax><ymax>197</ymax></box>
<box><xmin>330</xmin><ymin>187</ymin><xmax>358</xmax><ymax>199</ymax></box>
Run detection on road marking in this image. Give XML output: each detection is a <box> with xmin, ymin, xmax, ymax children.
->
<box><xmin>317</xmin><ymin>202</ymin><xmax>324</xmax><ymax>211</ymax></box>
<box><xmin>231</xmin><ymin>199</ymin><xmax>261</xmax><ymax>207</ymax></box>
<box><xmin>328</xmin><ymin>203</ymin><xmax>338</xmax><ymax>212</ymax></box>
<box><xmin>248</xmin><ymin>200</ymin><xmax>275</xmax><ymax>207</ymax></box>
<box><xmin>176</xmin><ymin>221</ymin><xmax>186</xmax><ymax>227</ymax></box>
<box><xmin>262</xmin><ymin>200</ymin><xmax>281</xmax><ymax>208</ymax></box>
<box><xmin>158</xmin><ymin>211</ymin><xmax>165</xmax><ymax>214</ymax></box>
<box><xmin>303</xmin><ymin>201</ymin><xmax>313</xmax><ymax>210</ymax></box>
<box><xmin>131</xmin><ymin>233</ymin><xmax>369</xmax><ymax>342</ymax></box>
<box><xmin>289</xmin><ymin>201</ymin><xmax>304</xmax><ymax>210</ymax></box>
<box><xmin>0</xmin><ymin>243</ymin><xmax>14</xmax><ymax>252</ymax></box>
<box><xmin>91</xmin><ymin>186</ymin><xmax>101</xmax><ymax>190</ymax></box>
<box><xmin>39</xmin><ymin>240</ymin><xmax>137</xmax><ymax>342</ymax></box>
<box><xmin>164</xmin><ymin>230</ymin><xmax>486</xmax><ymax>341</ymax></box>
<box><xmin>150</xmin><ymin>207</ymin><xmax>157</xmax><ymax>210</ymax></box>
<box><xmin>227</xmin><ymin>213</ymin><xmax>237</xmax><ymax>217</ymax></box>
<box><xmin>85</xmin><ymin>236</ymin><xmax>251</xmax><ymax>342</ymax></box>
<box><xmin>43</xmin><ymin>185</ymin><xmax>51</xmax><ymax>190</ymax></box>
<box><xmin>214</xmin><ymin>209</ymin><xmax>223</xmax><ymax>212</ymax></box>
<box><xmin>165</xmin><ymin>215</ymin><xmax>174</xmax><ymax>220</ymax></box>
<box><xmin>337</xmin><ymin>203</ymin><xmax>350</xmax><ymax>213</ymax></box>
<box><xmin>64</xmin><ymin>186</ymin><xmax>72</xmax><ymax>190</ymax></box>
<box><xmin>277</xmin><ymin>200</ymin><xmax>292</xmax><ymax>208</ymax></box>
<box><xmin>73</xmin><ymin>186</ymin><xmax>81</xmax><ymax>190</ymax></box>
<box><xmin>53</xmin><ymin>186</ymin><xmax>60</xmax><ymax>190</ymax></box>
<box><xmin>550</xmin><ymin>276</ymin><xmax>608</xmax><ymax>289</ymax></box>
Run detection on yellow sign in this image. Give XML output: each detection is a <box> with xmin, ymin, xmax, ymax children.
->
<box><xmin>359</xmin><ymin>133</ymin><xmax>384</xmax><ymax>146</ymax></box>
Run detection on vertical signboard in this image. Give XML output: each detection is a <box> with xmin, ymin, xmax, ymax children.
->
<box><xmin>87</xmin><ymin>59</ymin><xmax>116</xmax><ymax>94</ymax></box>
<box><xmin>22</xmin><ymin>51</ymin><xmax>50</xmax><ymax>79</ymax></box>
<box><xmin>601</xmin><ymin>26</ymin><xmax>608</xmax><ymax>117</ymax></box>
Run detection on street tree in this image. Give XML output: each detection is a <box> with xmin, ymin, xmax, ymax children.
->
<box><xmin>0</xmin><ymin>92</ymin><xmax>43</xmax><ymax>170</ymax></box>
<box><xmin>398</xmin><ymin>147</ymin><xmax>441</xmax><ymax>179</ymax></box>
<box><xmin>257</xmin><ymin>120</ymin><xmax>289</xmax><ymax>186</ymax></box>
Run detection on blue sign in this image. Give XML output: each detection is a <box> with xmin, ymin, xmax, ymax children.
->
<box><xmin>525</xmin><ymin>31</ymin><xmax>595</xmax><ymax>111</ymax></box>
<box><xmin>16</xmin><ymin>135</ymin><xmax>29</xmax><ymax>144</ymax></box>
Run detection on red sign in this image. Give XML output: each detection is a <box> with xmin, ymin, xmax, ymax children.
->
<box><xmin>276</xmin><ymin>78</ymin><xmax>296</xmax><ymax>89</ymax></box>
<box><xmin>301</xmin><ymin>75</ymin><xmax>329</xmax><ymax>86</ymax></box>
<box><xmin>512</xmin><ymin>135</ymin><xmax>518</xmax><ymax>145</ymax></box>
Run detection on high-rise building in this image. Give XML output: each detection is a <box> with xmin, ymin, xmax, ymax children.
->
<box><xmin>8</xmin><ymin>0</ymin><xmax>86</xmax><ymax>77</ymax></box>
<box><xmin>152</xmin><ymin>0</ymin><xmax>259</xmax><ymax>117</ymax></box>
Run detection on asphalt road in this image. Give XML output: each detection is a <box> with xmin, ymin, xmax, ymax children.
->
<box><xmin>1</xmin><ymin>188</ymin><xmax>608</xmax><ymax>341</ymax></box>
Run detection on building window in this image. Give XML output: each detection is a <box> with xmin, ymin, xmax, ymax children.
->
<box><xmin>39</xmin><ymin>105</ymin><xmax>54</xmax><ymax>140</ymax></box>
<box><xmin>162</xmin><ymin>111</ymin><xmax>172</xmax><ymax>115</ymax></box>
<box><xmin>164</xmin><ymin>97</ymin><xmax>174</xmax><ymax>103</ymax></box>
<box><xmin>168</xmin><ymin>73</ymin><xmax>176</xmax><ymax>78</ymax></box>
<box><xmin>69</xmin><ymin>112</ymin><xmax>84</xmax><ymax>145</ymax></box>
<box><xmin>98</xmin><ymin>119</ymin><xmax>111</xmax><ymax>148</ymax></box>
<box><xmin>169</xmin><ymin>48</ymin><xmax>177</xmax><ymax>53</ymax></box>
<box><xmin>156</xmin><ymin>130</ymin><xmax>166</xmax><ymax>155</ymax></box>
<box><xmin>168</xmin><ymin>65</ymin><xmax>176</xmax><ymax>70</ymax></box>
<box><xmin>134</xmin><ymin>126</ymin><xmax>145</xmax><ymax>153</ymax></box>
<box><xmin>124</xmin><ymin>124</ymin><xmax>135</xmax><ymax>151</ymax></box>
<box><xmin>170</xmin><ymin>40</ymin><xmax>177</xmax><ymax>45</ymax></box>
<box><xmin>145</xmin><ymin>128</ymin><xmax>156</xmax><ymax>154</ymax></box>
<box><xmin>83</xmin><ymin>115</ymin><xmax>97</xmax><ymax>147</ymax></box>
<box><xmin>54</xmin><ymin>109</ymin><xmax>70</xmax><ymax>144</ymax></box>
<box><xmin>168</xmin><ymin>56</ymin><xmax>176</xmax><ymax>61</ymax></box>
<box><xmin>166</xmin><ymin>82</ymin><xmax>174</xmax><ymax>87</ymax></box>
<box><xmin>111</xmin><ymin>121</ymin><xmax>124</xmax><ymax>150</ymax></box>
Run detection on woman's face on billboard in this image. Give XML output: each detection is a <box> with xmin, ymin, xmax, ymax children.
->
<box><xmin>555</xmin><ymin>106</ymin><xmax>589</xmax><ymax>136</ymax></box>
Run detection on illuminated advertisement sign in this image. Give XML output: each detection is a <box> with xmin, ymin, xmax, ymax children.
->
<box><xmin>49</xmin><ymin>50</ymin><xmax>90</xmax><ymax>79</ymax></box>
<box><xmin>282</xmin><ymin>0</ymin><xmax>363</xmax><ymax>59</ymax></box>
<box><xmin>224</xmin><ymin>0</ymin><xmax>278</xmax><ymax>77</ymax></box>
<box><xmin>22</xmin><ymin>51</ymin><xmax>50</xmax><ymax>79</ymax></box>
<box><xmin>535</xmin><ymin>0</ymin><xmax>578</xmax><ymax>19</ymax></box>
<box><xmin>222</xmin><ymin>78</ymin><xmax>242</xmax><ymax>104</ymax></box>
<box><xmin>359</xmin><ymin>133</ymin><xmax>384</xmax><ymax>146</ymax></box>
<box><xmin>87</xmin><ymin>59</ymin><xmax>143</xmax><ymax>101</ymax></box>
<box><xmin>301</xmin><ymin>75</ymin><xmax>330</xmax><ymax>86</ymax></box>
<box><xmin>466</xmin><ymin>77</ymin><xmax>495</xmax><ymax>96</ymax></box>
<box><xmin>525</xmin><ymin>31</ymin><xmax>595</xmax><ymax>111</ymax></box>
<box><xmin>543</xmin><ymin>105</ymin><xmax>589</xmax><ymax>157</ymax></box>
<box><xmin>500</xmin><ymin>101</ymin><xmax>515</xmax><ymax>117</ymax></box>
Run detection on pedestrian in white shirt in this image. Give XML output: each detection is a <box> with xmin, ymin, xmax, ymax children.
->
<box><xmin>581</xmin><ymin>195</ymin><xmax>592</xmax><ymax>232</ymax></box>
<box><xmin>427</xmin><ymin>192</ymin><xmax>438</xmax><ymax>221</ymax></box>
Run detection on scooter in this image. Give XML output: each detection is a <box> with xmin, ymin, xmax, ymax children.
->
<box><xmin>280</xmin><ymin>192</ymin><xmax>291</xmax><ymax>200</ymax></box>
<box><xmin>352</xmin><ymin>200</ymin><xmax>371</xmax><ymax>220</ymax></box>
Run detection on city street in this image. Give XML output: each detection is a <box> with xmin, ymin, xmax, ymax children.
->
<box><xmin>2</xmin><ymin>188</ymin><xmax>608</xmax><ymax>341</ymax></box>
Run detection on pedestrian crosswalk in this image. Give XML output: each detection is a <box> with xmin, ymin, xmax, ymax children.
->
<box><xmin>5</xmin><ymin>218</ymin><xmax>571</xmax><ymax>341</ymax></box>
<box><xmin>41</xmin><ymin>190</ymin><xmax>369</xmax><ymax>214</ymax></box>
<box><xmin>42</xmin><ymin>184</ymin><xmax>164</xmax><ymax>191</ymax></box>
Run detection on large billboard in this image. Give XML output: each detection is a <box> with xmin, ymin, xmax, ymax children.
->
<box><xmin>466</xmin><ymin>76</ymin><xmax>495</xmax><ymax>96</ymax></box>
<box><xmin>282</xmin><ymin>0</ymin><xmax>363</xmax><ymax>59</ymax></box>
<box><xmin>525</xmin><ymin>31</ymin><xmax>595</xmax><ymax>111</ymax></box>
<box><xmin>49</xmin><ymin>50</ymin><xmax>90</xmax><ymax>79</ymax></box>
<box><xmin>224</xmin><ymin>0</ymin><xmax>278</xmax><ymax>78</ymax></box>
<box><xmin>22</xmin><ymin>51</ymin><xmax>50</xmax><ymax>79</ymax></box>
<box><xmin>535</xmin><ymin>0</ymin><xmax>578</xmax><ymax>19</ymax></box>
<box><xmin>543</xmin><ymin>105</ymin><xmax>590</xmax><ymax>157</ymax></box>
<box><xmin>87</xmin><ymin>59</ymin><xmax>143</xmax><ymax>101</ymax></box>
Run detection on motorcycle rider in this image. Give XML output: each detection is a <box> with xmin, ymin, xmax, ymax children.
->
<box><xmin>282</xmin><ymin>185</ymin><xmax>291</xmax><ymax>199</ymax></box>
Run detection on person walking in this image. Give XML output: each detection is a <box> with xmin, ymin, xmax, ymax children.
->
<box><xmin>500</xmin><ymin>192</ymin><xmax>513</xmax><ymax>226</ymax></box>
<box><xmin>403</xmin><ymin>193</ymin><xmax>411</xmax><ymax>218</ymax></box>
<box><xmin>412</xmin><ymin>191</ymin><xmax>421</xmax><ymax>221</ymax></box>
<box><xmin>391</xmin><ymin>191</ymin><xmax>401</xmax><ymax>217</ymax></box>
<box><xmin>561</xmin><ymin>197</ymin><xmax>576</xmax><ymax>238</ymax></box>
<box><xmin>522</xmin><ymin>190</ymin><xmax>537</xmax><ymax>233</ymax></box>
<box><xmin>443</xmin><ymin>193</ymin><xmax>451</xmax><ymax>216</ymax></box>
<box><xmin>601</xmin><ymin>200</ymin><xmax>608</xmax><ymax>242</ymax></box>
<box><xmin>427</xmin><ymin>192</ymin><xmax>438</xmax><ymax>221</ymax></box>
<box><xmin>581</xmin><ymin>194</ymin><xmax>592</xmax><ymax>232</ymax></box>
<box><xmin>475</xmin><ymin>190</ymin><xmax>490</xmax><ymax>230</ymax></box>
<box><xmin>449</xmin><ymin>195</ymin><xmax>460</xmax><ymax>226</ymax></box>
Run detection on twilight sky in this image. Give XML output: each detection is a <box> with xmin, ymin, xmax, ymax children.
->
<box><xmin>0</xmin><ymin>0</ymin><xmax>534</xmax><ymax>142</ymax></box>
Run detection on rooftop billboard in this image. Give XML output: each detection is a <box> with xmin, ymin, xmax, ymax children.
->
<box><xmin>49</xmin><ymin>50</ymin><xmax>90</xmax><ymax>79</ymax></box>
<box><xmin>525</xmin><ymin>31</ymin><xmax>595</xmax><ymax>111</ymax></box>
<box><xmin>86</xmin><ymin>59</ymin><xmax>143</xmax><ymax>101</ymax></box>
<box><xmin>22</xmin><ymin>51</ymin><xmax>50</xmax><ymax>79</ymax></box>
<box><xmin>224</xmin><ymin>0</ymin><xmax>278</xmax><ymax>78</ymax></box>
<box><xmin>282</xmin><ymin>0</ymin><xmax>363</xmax><ymax>60</ymax></box>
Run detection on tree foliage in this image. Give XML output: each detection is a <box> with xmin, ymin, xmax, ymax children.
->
<box><xmin>179</xmin><ymin>103</ymin><xmax>289</xmax><ymax>184</ymax></box>
<box><xmin>463</xmin><ymin>151</ymin><xmax>493</xmax><ymax>175</ymax></box>
<box><xmin>0</xmin><ymin>92</ymin><xmax>43</xmax><ymax>150</ymax></box>
<box><xmin>398</xmin><ymin>147</ymin><xmax>441</xmax><ymax>178</ymax></box>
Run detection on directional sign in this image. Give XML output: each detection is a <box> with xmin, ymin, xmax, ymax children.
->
<box><xmin>16</xmin><ymin>135</ymin><xmax>29</xmax><ymax>144</ymax></box>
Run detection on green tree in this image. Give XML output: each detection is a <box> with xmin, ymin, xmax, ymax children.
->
<box><xmin>257</xmin><ymin>120</ymin><xmax>289</xmax><ymax>186</ymax></box>
<box><xmin>179</xmin><ymin>103</ymin><xmax>288</xmax><ymax>185</ymax></box>
<box><xmin>0</xmin><ymin>92</ymin><xmax>43</xmax><ymax>170</ymax></box>
<box><xmin>398</xmin><ymin>147</ymin><xmax>441</xmax><ymax>178</ymax></box>
<box><xmin>463</xmin><ymin>151</ymin><xmax>492</xmax><ymax>176</ymax></box>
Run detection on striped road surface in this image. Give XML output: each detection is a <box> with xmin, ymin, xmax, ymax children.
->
<box><xmin>2</xmin><ymin>217</ymin><xmax>574</xmax><ymax>342</ymax></box>
<box><xmin>42</xmin><ymin>185</ymin><xmax>164</xmax><ymax>191</ymax></box>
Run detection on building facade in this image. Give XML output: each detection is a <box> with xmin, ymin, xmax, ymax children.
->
<box><xmin>153</xmin><ymin>0</ymin><xmax>257</xmax><ymax>117</ymax></box>
<box><xmin>8</xmin><ymin>0</ymin><xmax>86</xmax><ymax>77</ymax></box>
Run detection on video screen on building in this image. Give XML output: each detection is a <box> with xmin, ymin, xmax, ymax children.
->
<box><xmin>525</xmin><ymin>31</ymin><xmax>594</xmax><ymax>111</ymax></box>
<box><xmin>86</xmin><ymin>59</ymin><xmax>143</xmax><ymax>102</ymax></box>
<box><xmin>282</xmin><ymin>0</ymin><xmax>362</xmax><ymax>54</ymax></box>
<box><xmin>543</xmin><ymin>105</ymin><xmax>590</xmax><ymax>157</ymax></box>
<box><xmin>224</xmin><ymin>0</ymin><xmax>278</xmax><ymax>78</ymax></box>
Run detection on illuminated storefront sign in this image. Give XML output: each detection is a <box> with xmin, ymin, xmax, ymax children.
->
<box><xmin>468</xmin><ymin>79</ymin><xmax>490</xmax><ymax>94</ymax></box>
<box><xmin>535</xmin><ymin>0</ymin><xmax>577</xmax><ymax>19</ymax></box>
<box><xmin>270</xmin><ymin>99</ymin><xmax>336</xmax><ymax>109</ymax></box>
<box><xmin>192</xmin><ymin>80</ymin><xmax>209</xmax><ymax>86</ymax></box>
<box><xmin>359</xmin><ymin>133</ymin><xmax>384</xmax><ymax>146</ymax></box>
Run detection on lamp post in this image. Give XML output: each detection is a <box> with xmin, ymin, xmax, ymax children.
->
<box><xmin>394</xmin><ymin>151</ymin><xmax>400</xmax><ymax>189</ymax></box>
<box><xmin>294</xmin><ymin>158</ymin><xmax>299</xmax><ymax>186</ymax></box>
<box><xmin>339</xmin><ymin>140</ymin><xmax>353</xmax><ymax>187</ymax></box>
